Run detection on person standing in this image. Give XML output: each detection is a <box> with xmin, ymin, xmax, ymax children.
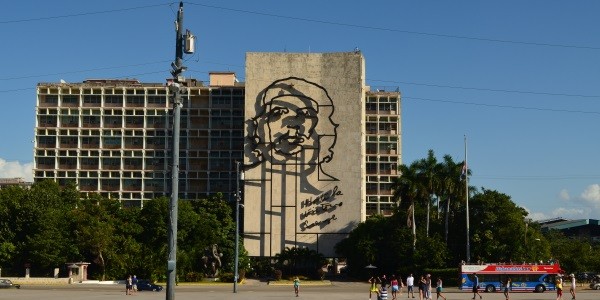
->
<box><xmin>406</xmin><ymin>274</ymin><xmax>415</xmax><ymax>298</ymax></box>
<box><xmin>125</xmin><ymin>275</ymin><xmax>132</xmax><ymax>295</ymax></box>
<box><xmin>472</xmin><ymin>273</ymin><xmax>482</xmax><ymax>300</ymax></box>
<box><xmin>418</xmin><ymin>276</ymin><xmax>426</xmax><ymax>300</ymax></box>
<box><xmin>370</xmin><ymin>276</ymin><xmax>381</xmax><ymax>300</ymax></box>
<box><xmin>379</xmin><ymin>284</ymin><xmax>389</xmax><ymax>300</ymax></box>
<box><xmin>293</xmin><ymin>276</ymin><xmax>300</xmax><ymax>297</ymax></box>
<box><xmin>569</xmin><ymin>274</ymin><xmax>576</xmax><ymax>300</ymax></box>
<box><xmin>436</xmin><ymin>277</ymin><xmax>446</xmax><ymax>300</ymax></box>
<box><xmin>425</xmin><ymin>274</ymin><xmax>432</xmax><ymax>300</ymax></box>
<box><xmin>132</xmin><ymin>275</ymin><xmax>138</xmax><ymax>295</ymax></box>
<box><xmin>391</xmin><ymin>275</ymin><xmax>400</xmax><ymax>300</ymax></box>
<box><xmin>503</xmin><ymin>277</ymin><xmax>511</xmax><ymax>300</ymax></box>
<box><xmin>555</xmin><ymin>274</ymin><xmax>563</xmax><ymax>300</ymax></box>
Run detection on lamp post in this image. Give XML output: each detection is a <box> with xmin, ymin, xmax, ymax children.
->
<box><xmin>233</xmin><ymin>161</ymin><xmax>243</xmax><ymax>293</ymax></box>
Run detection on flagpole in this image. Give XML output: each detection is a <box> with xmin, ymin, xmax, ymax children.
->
<box><xmin>465</xmin><ymin>135</ymin><xmax>471</xmax><ymax>263</ymax></box>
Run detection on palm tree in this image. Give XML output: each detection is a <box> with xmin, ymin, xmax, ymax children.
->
<box><xmin>415</xmin><ymin>150</ymin><xmax>441</xmax><ymax>237</ymax></box>
<box><xmin>439</xmin><ymin>155</ymin><xmax>460</xmax><ymax>244</ymax></box>
<box><xmin>393</xmin><ymin>162</ymin><xmax>424</xmax><ymax>250</ymax></box>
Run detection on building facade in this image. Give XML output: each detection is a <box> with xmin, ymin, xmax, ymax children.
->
<box><xmin>242</xmin><ymin>52</ymin><xmax>401</xmax><ymax>257</ymax></box>
<box><xmin>34</xmin><ymin>75</ymin><xmax>244</xmax><ymax>207</ymax></box>
<box><xmin>34</xmin><ymin>52</ymin><xmax>401</xmax><ymax>256</ymax></box>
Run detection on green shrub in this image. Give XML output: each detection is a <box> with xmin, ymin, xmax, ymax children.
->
<box><xmin>273</xmin><ymin>269</ymin><xmax>283</xmax><ymax>281</ymax></box>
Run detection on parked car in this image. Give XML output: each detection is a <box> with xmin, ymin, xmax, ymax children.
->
<box><xmin>590</xmin><ymin>281</ymin><xmax>600</xmax><ymax>290</ymax></box>
<box><xmin>136</xmin><ymin>280</ymin><xmax>163</xmax><ymax>292</ymax></box>
<box><xmin>0</xmin><ymin>278</ymin><xmax>20</xmax><ymax>289</ymax></box>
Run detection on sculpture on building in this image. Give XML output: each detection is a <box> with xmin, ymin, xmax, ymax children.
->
<box><xmin>245</xmin><ymin>76</ymin><xmax>340</xmax><ymax>188</ymax></box>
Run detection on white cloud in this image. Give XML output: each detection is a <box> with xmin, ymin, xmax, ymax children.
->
<box><xmin>559</xmin><ymin>189</ymin><xmax>570</xmax><ymax>201</ymax></box>
<box><xmin>580</xmin><ymin>184</ymin><xmax>600</xmax><ymax>207</ymax></box>
<box><xmin>0</xmin><ymin>158</ymin><xmax>33</xmax><ymax>182</ymax></box>
<box><xmin>551</xmin><ymin>207</ymin><xmax>588</xmax><ymax>219</ymax></box>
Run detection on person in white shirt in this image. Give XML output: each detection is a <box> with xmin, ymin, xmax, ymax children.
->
<box><xmin>569</xmin><ymin>274</ymin><xmax>576</xmax><ymax>300</ymax></box>
<box><xmin>406</xmin><ymin>274</ymin><xmax>415</xmax><ymax>298</ymax></box>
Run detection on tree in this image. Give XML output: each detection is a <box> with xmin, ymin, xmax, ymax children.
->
<box><xmin>415</xmin><ymin>150</ymin><xmax>441</xmax><ymax>237</ymax></box>
<box><xmin>72</xmin><ymin>194</ymin><xmax>121</xmax><ymax>280</ymax></box>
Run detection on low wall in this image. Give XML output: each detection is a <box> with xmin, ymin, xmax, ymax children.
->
<box><xmin>5</xmin><ymin>277</ymin><xmax>123</xmax><ymax>285</ymax></box>
<box><xmin>6</xmin><ymin>277</ymin><xmax>70</xmax><ymax>285</ymax></box>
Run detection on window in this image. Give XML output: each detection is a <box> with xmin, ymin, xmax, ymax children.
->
<box><xmin>83</xmin><ymin>95</ymin><xmax>101</xmax><ymax>105</ymax></box>
<box><xmin>148</xmin><ymin>96</ymin><xmax>166</xmax><ymax>105</ymax></box>
<box><xmin>105</xmin><ymin>95</ymin><xmax>123</xmax><ymax>106</ymax></box>
<box><xmin>126</xmin><ymin>96</ymin><xmax>145</xmax><ymax>106</ymax></box>
<box><xmin>62</xmin><ymin>95</ymin><xmax>78</xmax><ymax>105</ymax></box>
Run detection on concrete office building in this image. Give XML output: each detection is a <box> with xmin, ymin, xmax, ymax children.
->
<box><xmin>34</xmin><ymin>51</ymin><xmax>400</xmax><ymax>257</ymax></box>
<box><xmin>242</xmin><ymin>52</ymin><xmax>400</xmax><ymax>257</ymax></box>
<box><xmin>34</xmin><ymin>74</ymin><xmax>245</xmax><ymax>207</ymax></box>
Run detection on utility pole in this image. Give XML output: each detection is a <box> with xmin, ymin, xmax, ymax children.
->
<box><xmin>233</xmin><ymin>161</ymin><xmax>241</xmax><ymax>293</ymax></box>
<box><xmin>464</xmin><ymin>135</ymin><xmax>470</xmax><ymax>264</ymax></box>
<box><xmin>167</xmin><ymin>2</ymin><xmax>194</xmax><ymax>300</ymax></box>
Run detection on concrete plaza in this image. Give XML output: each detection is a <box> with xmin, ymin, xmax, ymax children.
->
<box><xmin>1</xmin><ymin>282</ymin><xmax>598</xmax><ymax>300</ymax></box>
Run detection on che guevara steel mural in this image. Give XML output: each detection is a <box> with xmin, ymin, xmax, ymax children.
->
<box><xmin>245</xmin><ymin>76</ymin><xmax>344</xmax><ymax>232</ymax></box>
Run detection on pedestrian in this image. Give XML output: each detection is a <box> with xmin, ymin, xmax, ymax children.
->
<box><xmin>132</xmin><ymin>275</ymin><xmax>138</xmax><ymax>294</ymax></box>
<box><xmin>293</xmin><ymin>276</ymin><xmax>300</xmax><ymax>297</ymax></box>
<box><xmin>425</xmin><ymin>274</ymin><xmax>432</xmax><ymax>300</ymax></box>
<box><xmin>379</xmin><ymin>284</ymin><xmax>389</xmax><ymax>300</ymax></box>
<box><xmin>472</xmin><ymin>273</ymin><xmax>482</xmax><ymax>300</ymax></box>
<box><xmin>555</xmin><ymin>274</ymin><xmax>563</xmax><ymax>300</ymax></box>
<box><xmin>369</xmin><ymin>276</ymin><xmax>380</xmax><ymax>300</ymax></box>
<box><xmin>125</xmin><ymin>275</ymin><xmax>132</xmax><ymax>295</ymax></box>
<box><xmin>436</xmin><ymin>277</ymin><xmax>446</xmax><ymax>300</ymax></box>
<box><xmin>503</xmin><ymin>277</ymin><xmax>511</xmax><ymax>300</ymax></box>
<box><xmin>418</xmin><ymin>276</ymin><xmax>426</xmax><ymax>300</ymax></box>
<box><xmin>391</xmin><ymin>275</ymin><xmax>400</xmax><ymax>300</ymax></box>
<box><xmin>569</xmin><ymin>274</ymin><xmax>576</xmax><ymax>300</ymax></box>
<box><xmin>381</xmin><ymin>274</ymin><xmax>389</xmax><ymax>289</ymax></box>
<box><xmin>406</xmin><ymin>274</ymin><xmax>415</xmax><ymax>298</ymax></box>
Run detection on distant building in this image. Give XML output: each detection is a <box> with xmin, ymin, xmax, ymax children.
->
<box><xmin>539</xmin><ymin>218</ymin><xmax>600</xmax><ymax>242</ymax></box>
<box><xmin>0</xmin><ymin>177</ymin><xmax>32</xmax><ymax>189</ymax></box>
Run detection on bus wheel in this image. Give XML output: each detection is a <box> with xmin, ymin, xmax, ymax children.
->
<box><xmin>485</xmin><ymin>285</ymin><xmax>495</xmax><ymax>293</ymax></box>
<box><xmin>534</xmin><ymin>285</ymin><xmax>545</xmax><ymax>293</ymax></box>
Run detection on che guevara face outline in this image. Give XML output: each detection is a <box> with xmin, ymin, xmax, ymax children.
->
<box><xmin>265</xmin><ymin>94</ymin><xmax>319</xmax><ymax>156</ymax></box>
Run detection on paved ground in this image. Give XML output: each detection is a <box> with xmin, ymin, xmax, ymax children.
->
<box><xmin>1</xmin><ymin>282</ymin><xmax>597</xmax><ymax>300</ymax></box>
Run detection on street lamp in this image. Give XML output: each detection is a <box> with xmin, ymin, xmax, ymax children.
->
<box><xmin>233</xmin><ymin>161</ymin><xmax>244</xmax><ymax>293</ymax></box>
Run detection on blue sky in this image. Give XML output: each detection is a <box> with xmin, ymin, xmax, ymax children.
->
<box><xmin>2</xmin><ymin>1</ymin><xmax>600</xmax><ymax>220</ymax></box>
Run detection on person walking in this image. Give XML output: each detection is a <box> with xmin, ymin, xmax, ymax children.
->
<box><xmin>569</xmin><ymin>274</ymin><xmax>576</xmax><ymax>300</ymax></box>
<box><xmin>472</xmin><ymin>273</ymin><xmax>482</xmax><ymax>300</ymax></box>
<box><xmin>132</xmin><ymin>275</ymin><xmax>138</xmax><ymax>295</ymax></box>
<box><xmin>125</xmin><ymin>275</ymin><xmax>132</xmax><ymax>295</ymax></box>
<box><xmin>425</xmin><ymin>274</ymin><xmax>432</xmax><ymax>300</ymax></box>
<box><xmin>391</xmin><ymin>275</ymin><xmax>400</xmax><ymax>300</ymax></box>
<box><xmin>436</xmin><ymin>277</ymin><xmax>446</xmax><ymax>300</ymax></box>
<box><xmin>418</xmin><ymin>276</ymin><xmax>426</xmax><ymax>300</ymax></box>
<box><xmin>293</xmin><ymin>276</ymin><xmax>300</xmax><ymax>297</ymax></box>
<box><xmin>370</xmin><ymin>276</ymin><xmax>381</xmax><ymax>300</ymax></box>
<box><xmin>555</xmin><ymin>274</ymin><xmax>563</xmax><ymax>300</ymax></box>
<box><xmin>379</xmin><ymin>284</ymin><xmax>389</xmax><ymax>300</ymax></box>
<box><xmin>503</xmin><ymin>277</ymin><xmax>511</xmax><ymax>300</ymax></box>
<box><xmin>406</xmin><ymin>274</ymin><xmax>415</xmax><ymax>298</ymax></box>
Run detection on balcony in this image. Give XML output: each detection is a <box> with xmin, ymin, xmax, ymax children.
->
<box><xmin>37</xmin><ymin>163</ymin><xmax>55</xmax><ymax>170</ymax></box>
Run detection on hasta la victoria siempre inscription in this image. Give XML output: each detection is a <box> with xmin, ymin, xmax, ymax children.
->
<box><xmin>299</xmin><ymin>186</ymin><xmax>343</xmax><ymax>231</ymax></box>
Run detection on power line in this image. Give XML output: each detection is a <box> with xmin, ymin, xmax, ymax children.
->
<box><xmin>0</xmin><ymin>2</ymin><xmax>173</xmax><ymax>24</ymax></box>
<box><xmin>369</xmin><ymin>79</ymin><xmax>600</xmax><ymax>99</ymax></box>
<box><xmin>405</xmin><ymin>96</ymin><xmax>600</xmax><ymax>115</ymax></box>
<box><xmin>0</xmin><ymin>60</ymin><xmax>171</xmax><ymax>81</ymax></box>
<box><xmin>475</xmin><ymin>175</ymin><xmax>600</xmax><ymax>180</ymax></box>
<box><xmin>186</xmin><ymin>2</ymin><xmax>600</xmax><ymax>51</ymax></box>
